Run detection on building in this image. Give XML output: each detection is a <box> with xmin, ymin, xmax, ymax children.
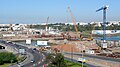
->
<box><xmin>90</xmin><ymin>21</ymin><xmax>120</xmax><ymax>27</ymax></box>
<box><xmin>85</xmin><ymin>49</ymin><xmax>95</xmax><ymax>54</ymax></box>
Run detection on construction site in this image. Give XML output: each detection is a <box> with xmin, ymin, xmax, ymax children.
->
<box><xmin>0</xmin><ymin>6</ymin><xmax>120</xmax><ymax>60</ymax></box>
<box><xmin>1</xmin><ymin>0</ymin><xmax>120</xmax><ymax>67</ymax></box>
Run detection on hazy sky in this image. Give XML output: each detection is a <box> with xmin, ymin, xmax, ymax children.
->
<box><xmin>0</xmin><ymin>0</ymin><xmax>120</xmax><ymax>24</ymax></box>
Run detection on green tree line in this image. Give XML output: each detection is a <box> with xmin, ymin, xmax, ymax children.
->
<box><xmin>29</xmin><ymin>23</ymin><xmax>120</xmax><ymax>32</ymax></box>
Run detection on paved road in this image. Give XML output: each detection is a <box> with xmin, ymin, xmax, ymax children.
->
<box><xmin>65</xmin><ymin>52</ymin><xmax>120</xmax><ymax>62</ymax></box>
<box><xmin>11</xmin><ymin>43</ymin><xmax>46</xmax><ymax>67</ymax></box>
<box><xmin>0</xmin><ymin>40</ymin><xmax>46</xmax><ymax>67</ymax></box>
<box><xmin>23</xmin><ymin>49</ymin><xmax>45</xmax><ymax>67</ymax></box>
<box><xmin>65</xmin><ymin>57</ymin><xmax>96</xmax><ymax>67</ymax></box>
<box><xmin>0</xmin><ymin>49</ymin><xmax>7</xmax><ymax>52</ymax></box>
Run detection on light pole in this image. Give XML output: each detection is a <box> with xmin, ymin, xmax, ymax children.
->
<box><xmin>81</xmin><ymin>43</ymin><xmax>85</xmax><ymax>67</ymax></box>
<box><xmin>61</xmin><ymin>39</ymin><xmax>68</xmax><ymax>54</ymax></box>
<box><xmin>71</xmin><ymin>46</ymin><xmax>73</xmax><ymax>62</ymax></box>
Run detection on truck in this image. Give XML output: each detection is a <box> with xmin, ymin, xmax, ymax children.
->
<box><xmin>77</xmin><ymin>58</ymin><xmax>86</xmax><ymax>63</ymax></box>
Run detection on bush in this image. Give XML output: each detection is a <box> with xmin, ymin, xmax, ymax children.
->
<box><xmin>0</xmin><ymin>58</ymin><xmax>3</xmax><ymax>65</ymax></box>
<box><xmin>0</xmin><ymin>52</ymin><xmax>17</xmax><ymax>65</ymax></box>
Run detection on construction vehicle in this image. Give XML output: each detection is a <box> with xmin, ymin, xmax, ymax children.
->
<box><xmin>68</xmin><ymin>7</ymin><xmax>83</xmax><ymax>40</ymax></box>
<box><xmin>87</xmin><ymin>24</ymin><xmax>96</xmax><ymax>41</ymax></box>
<box><xmin>87</xmin><ymin>33</ymin><xmax>93</xmax><ymax>41</ymax></box>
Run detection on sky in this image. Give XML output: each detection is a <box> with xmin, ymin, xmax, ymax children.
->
<box><xmin>0</xmin><ymin>0</ymin><xmax>120</xmax><ymax>24</ymax></box>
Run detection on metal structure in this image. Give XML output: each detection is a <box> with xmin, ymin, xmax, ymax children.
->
<box><xmin>45</xmin><ymin>17</ymin><xmax>49</xmax><ymax>31</ymax></box>
<box><xmin>96</xmin><ymin>5</ymin><xmax>109</xmax><ymax>42</ymax></box>
<box><xmin>68</xmin><ymin>7</ymin><xmax>82</xmax><ymax>40</ymax></box>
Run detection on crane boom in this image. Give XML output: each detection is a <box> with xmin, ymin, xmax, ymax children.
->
<box><xmin>68</xmin><ymin>7</ymin><xmax>82</xmax><ymax>40</ymax></box>
<box><xmin>68</xmin><ymin>7</ymin><xmax>78</xmax><ymax>33</ymax></box>
<box><xmin>46</xmin><ymin>17</ymin><xmax>49</xmax><ymax>26</ymax></box>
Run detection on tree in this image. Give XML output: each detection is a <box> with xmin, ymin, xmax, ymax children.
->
<box><xmin>0</xmin><ymin>58</ymin><xmax>3</xmax><ymax>65</ymax></box>
<box><xmin>46</xmin><ymin>53</ymin><xmax>66</xmax><ymax>67</ymax></box>
<box><xmin>0</xmin><ymin>52</ymin><xmax>17</xmax><ymax>65</ymax></box>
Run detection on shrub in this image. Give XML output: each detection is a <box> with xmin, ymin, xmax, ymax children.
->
<box><xmin>0</xmin><ymin>52</ymin><xmax>17</xmax><ymax>65</ymax></box>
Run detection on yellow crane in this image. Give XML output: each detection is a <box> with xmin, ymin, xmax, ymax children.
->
<box><xmin>68</xmin><ymin>7</ymin><xmax>83</xmax><ymax>40</ymax></box>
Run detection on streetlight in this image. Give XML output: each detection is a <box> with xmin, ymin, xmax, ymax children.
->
<box><xmin>61</xmin><ymin>39</ymin><xmax>68</xmax><ymax>54</ymax></box>
<box><xmin>81</xmin><ymin>43</ymin><xmax>85</xmax><ymax>67</ymax></box>
<box><xmin>71</xmin><ymin>46</ymin><xmax>73</xmax><ymax>62</ymax></box>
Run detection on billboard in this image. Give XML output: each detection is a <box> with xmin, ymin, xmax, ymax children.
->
<box><xmin>26</xmin><ymin>39</ymin><xmax>31</xmax><ymax>44</ymax></box>
<box><xmin>19</xmin><ymin>49</ymin><xmax>25</xmax><ymax>54</ymax></box>
<box><xmin>37</xmin><ymin>41</ymin><xmax>47</xmax><ymax>46</ymax></box>
<box><xmin>2</xmin><ymin>34</ymin><xmax>15</xmax><ymax>37</ymax></box>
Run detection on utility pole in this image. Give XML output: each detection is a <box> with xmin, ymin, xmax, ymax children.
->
<box><xmin>71</xmin><ymin>47</ymin><xmax>73</xmax><ymax>62</ymax></box>
<box><xmin>68</xmin><ymin>6</ymin><xmax>84</xmax><ymax>67</ymax></box>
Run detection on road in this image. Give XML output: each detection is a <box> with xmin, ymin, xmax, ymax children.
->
<box><xmin>23</xmin><ymin>49</ymin><xmax>45</xmax><ymax>67</ymax></box>
<box><xmin>65</xmin><ymin>52</ymin><xmax>120</xmax><ymax>62</ymax></box>
<box><xmin>0</xmin><ymin>40</ymin><xmax>46</xmax><ymax>67</ymax></box>
<box><xmin>11</xmin><ymin>43</ymin><xmax>46</xmax><ymax>67</ymax></box>
<box><xmin>64</xmin><ymin>52</ymin><xmax>120</xmax><ymax>67</ymax></box>
<box><xmin>44</xmin><ymin>52</ymin><xmax>96</xmax><ymax>67</ymax></box>
<box><xmin>0</xmin><ymin>49</ymin><xmax>7</xmax><ymax>52</ymax></box>
<box><xmin>65</xmin><ymin>57</ymin><xmax>96</xmax><ymax>67</ymax></box>
<box><xmin>13</xmin><ymin>43</ymin><xmax>47</xmax><ymax>67</ymax></box>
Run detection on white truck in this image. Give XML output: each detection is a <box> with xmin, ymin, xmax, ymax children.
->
<box><xmin>77</xmin><ymin>58</ymin><xmax>86</xmax><ymax>63</ymax></box>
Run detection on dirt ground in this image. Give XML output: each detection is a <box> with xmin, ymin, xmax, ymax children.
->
<box><xmin>50</xmin><ymin>40</ymin><xmax>99</xmax><ymax>52</ymax></box>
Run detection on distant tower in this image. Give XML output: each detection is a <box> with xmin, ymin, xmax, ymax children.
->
<box><xmin>46</xmin><ymin>17</ymin><xmax>49</xmax><ymax>31</ymax></box>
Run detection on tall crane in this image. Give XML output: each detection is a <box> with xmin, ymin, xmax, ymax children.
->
<box><xmin>45</xmin><ymin>17</ymin><xmax>49</xmax><ymax>31</ymax></box>
<box><xmin>68</xmin><ymin>7</ymin><xmax>83</xmax><ymax>40</ymax></box>
<box><xmin>96</xmin><ymin>5</ymin><xmax>109</xmax><ymax>42</ymax></box>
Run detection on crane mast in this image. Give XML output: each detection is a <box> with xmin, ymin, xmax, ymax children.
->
<box><xmin>96</xmin><ymin>5</ymin><xmax>109</xmax><ymax>42</ymax></box>
<box><xmin>96</xmin><ymin>5</ymin><xmax>109</xmax><ymax>49</ymax></box>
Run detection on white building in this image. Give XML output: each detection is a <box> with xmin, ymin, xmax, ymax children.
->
<box><xmin>92</xmin><ymin>30</ymin><xmax>120</xmax><ymax>34</ymax></box>
<box><xmin>65</xmin><ymin>22</ymin><xmax>74</xmax><ymax>25</ymax></box>
<box><xmin>90</xmin><ymin>22</ymin><xmax>102</xmax><ymax>27</ymax></box>
<box><xmin>90</xmin><ymin>21</ymin><xmax>120</xmax><ymax>27</ymax></box>
<box><xmin>0</xmin><ymin>24</ymin><xmax>10</xmax><ymax>26</ymax></box>
<box><xmin>11</xmin><ymin>24</ymin><xmax>27</xmax><ymax>31</ymax></box>
<box><xmin>85</xmin><ymin>49</ymin><xmax>95</xmax><ymax>54</ymax></box>
<box><xmin>65</xmin><ymin>22</ymin><xmax>88</xmax><ymax>26</ymax></box>
<box><xmin>77</xmin><ymin>22</ymin><xmax>88</xmax><ymax>26</ymax></box>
